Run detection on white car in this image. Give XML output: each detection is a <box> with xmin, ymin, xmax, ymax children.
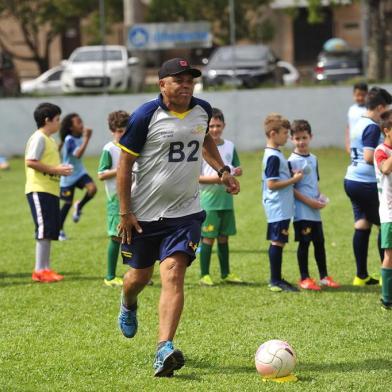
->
<box><xmin>61</xmin><ymin>45</ymin><xmax>139</xmax><ymax>93</ymax></box>
<box><xmin>21</xmin><ymin>66</ymin><xmax>63</xmax><ymax>95</ymax></box>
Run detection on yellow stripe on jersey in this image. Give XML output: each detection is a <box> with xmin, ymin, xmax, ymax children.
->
<box><xmin>169</xmin><ymin>109</ymin><xmax>192</xmax><ymax>119</ymax></box>
<box><xmin>117</xmin><ymin>143</ymin><xmax>140</xmax><ymax>157</ymax></box>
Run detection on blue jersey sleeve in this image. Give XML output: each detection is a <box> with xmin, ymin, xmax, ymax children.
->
<box><xmin>119</xmin><ymin>100</ymin><xmax>159</xmax><ymax>156</ymax></box>
<box><xmin>66</xmin><ymin>137</ymin><xmax>77</xmax><ymax>156</ymax></box>
<box><xmin>362</xmin><ymin>124</ymin><xmax>381</xmax><ymax>149</ymax></box>
<box><xmin>264</xmin><ymin>155</ymin><xmax>280</xmax><ymax>179</ymax></box>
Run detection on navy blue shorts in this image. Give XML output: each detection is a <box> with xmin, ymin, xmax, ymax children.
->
<box><xmin>344</xmin><ymin>179</ymin><xmax>380</xmax><ymax>225</ymax></box>
<box><xmin>266</xmin><ymin>219</ymin><xmax>290</xmax><ymax>243</ymax></box>
<box><xmin>60</xmin><ymin>173</ymin><xmax>93</xmax><ymax>202</ymax></box>
<box><xmin>121</xmin><ymin>211</ymin><xmax>206</xmax><ymax>269</ymax></box>
<box><xmin>27</xmin><ymin>192</ymin><xmax>60</xmax><ymax>240</ymax></box>
<box><xmin>293</xmin><ymin>220</ymin><xmax>324</xmax><ymax>242</ymax></box>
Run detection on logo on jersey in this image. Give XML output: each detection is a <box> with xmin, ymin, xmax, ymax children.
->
<box><xmin>301</xmin><ymin>227</ymin><xmax>312</xmax><ymax>236</ymax></box>
<box><xmin>61</xmin><ymin>190</ymin><xmax>72</xmax><ymax>197</ymax></box>
<box><xmin>188</xmin><ymin>241</ymin><xmax>199</xmax><ymax>252</ymax></box>
<box><xmin>202</xmin><ymin>224</ymin><xmax>215</xmax><ymax>233</ymax></box>
<box><xmin>191</xmin><ymin>124</ymin><xmax>206</xmax><ymax>135</ymax></box>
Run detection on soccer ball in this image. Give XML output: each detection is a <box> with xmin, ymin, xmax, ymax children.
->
<box><xmin>255</xmin><ymin>339</ymin><xmax>296</xmax><ymax>378</ymax></box>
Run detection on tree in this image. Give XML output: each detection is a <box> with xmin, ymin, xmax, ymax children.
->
<box><xmin>0</xmin><ymin>0</ymin><xmax>123</xmax><ymax>74</ymax></box>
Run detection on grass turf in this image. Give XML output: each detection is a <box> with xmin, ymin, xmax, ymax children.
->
<box><xmin>0</xmin><ymin>149</ymin><xmax>391</xmax><ymax>391</ymax></box>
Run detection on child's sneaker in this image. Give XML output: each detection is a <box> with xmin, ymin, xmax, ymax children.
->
<box><xmin>32</xmin><ymin>269</ymin><xmax>63</xmax><ymax>283</ymax></box>
<box><xmin>269</xmin><ymin>279</ymin><xmax>299</xmax><ymax>292</ymax></box>
<box><xmin>352</xmin><ymin>275</ymin><xmax>379</xmax><ymax>286</ymax></box>
<box><xmin>299</xmin><ymin>277</ymin><xmax>321</xmax><ymax>291</ymax></box>
<box><xmin>58</xmin><ymin>230</ymin><xmax>67</xmax><ymax>241</ymax></box>
<box><xmin>118</xmin><ymin>301</ymin><xmax>138</xmax><ymax>338</ymax></box>
<box><xmin>320</xmin><ymin>276</ymin><xmax>340</xmax><ymax>288</ymax></box>
<box><xmin>199</xmin><ymin>274</ymin><xmax>214</xmax><ymax>286</ymax></box>
<box><xmin>221</xmin><ymin>273</ymin><xmax>244</xmax><ymax>284</ymax></box>
<box><xmin>104</xmin><ymin>277</ymin><xmax>123</xmax><ymax>287</ymax></box>
<box><xmin>153</xmin><ymin>341</ymin><xmax>185</xmax><ymax>377</ymax></box>
<box><xmin>72</xmin><ymin>201</ymin><xmax>82</xmax><ymax>223</ymax></box>
<box><xmin>44</xmin><ymin>269</ymin><xmax>64</xmax><ymax>281</ymax></box>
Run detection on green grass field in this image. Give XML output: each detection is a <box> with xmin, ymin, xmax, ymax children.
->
<box><xmin>1</xmin><ymin>149</ymin><xmax>391</xmax><ymax>391</ymax></box>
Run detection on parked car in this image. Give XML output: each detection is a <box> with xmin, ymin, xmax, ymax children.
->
<box><xmin>0</xmin><ymin>51</ymin><xmax>20</xmax><ymax>97</ymax></box>
<box><xmin>21</xmin><ymin>65</ymin><xmax>63</xmax><ymax>95</ymax></box>
<box><xmin>61</xmin><ymin>45</ymin><xmax>139</xmax><ymax>93</ymax></box>
<box><xmin>314</xmin><ymin>50</ymin><xmax>362</xmax><ymax>82</ymax></box>
<box><xmin>202</xmin><ymin>44</ymin><xmax>279</xmax><ymax>88</ymax></box>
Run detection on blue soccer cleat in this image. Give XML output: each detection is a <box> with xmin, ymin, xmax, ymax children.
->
<box><xmin>153</xmin><ymin>341</ymin><xmax>185</xmax><ymax>377</ymax></box>
<box><xmin>118</xmin><ymin>302</ymin><xmax>138</xmax><ymax>338</ymax></box>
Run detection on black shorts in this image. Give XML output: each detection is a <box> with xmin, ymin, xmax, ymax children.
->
<box><xmin>60</xmin><ymin>174</ymin><xmax>93</xmax><ymax>202</ymax></box>
<box><xmin>344</xmin><ymin>179</ymin><xmax>380</xmax><ymax>225</ymax></box>
<box><xmin>27</xmin><ymin>192</ymin><xmax>60</xmax><ymax>240</ymax></box>
<box><xmin>121</xmin><ymin>211</ymin><xmax>206</xmax><ymax>269</ymax></box>
<box><xmin>293</xmin><ymin>220</ymin><xmax>324</xmax><ymax>242</ymax></box>
<box><xmin>266</xmin><ymin>219</ymin><xmax>290</xmax><ymax>243</ymax></box>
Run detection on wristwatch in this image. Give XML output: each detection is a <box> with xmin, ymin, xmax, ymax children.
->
<box><xmin>217</xmin><ymin>165</ymin><xmax>231</xmax><ymax>178</ymax></box>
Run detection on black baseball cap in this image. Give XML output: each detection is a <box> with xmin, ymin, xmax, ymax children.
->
<box><xmin>158</xmin><ymin>58</ymin><xmax>201</xmax><ymax>79</ymax></box>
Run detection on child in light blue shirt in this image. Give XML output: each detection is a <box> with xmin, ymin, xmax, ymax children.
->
<box><xmin>288</xmin><ymin>120</ymin><xmax>340</xmax><ymax>291</ymax></box>
<box><xmin>262</xmin><ymin>113</ymin><xmax>303</xmax><ymax>292</ymax></box>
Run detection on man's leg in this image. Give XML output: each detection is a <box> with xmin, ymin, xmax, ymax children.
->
<box><xmin>119</xmin><ymin>265</ymin><xmax>153</xmax><ymax>338</ymax></box>
<box><xmin>158</xmin><ymin>252</ymin><xmax>188</xmax><ymax>342</ymax></box>
<box><xmin>153</xmin><ymin>252</ymin><xmax>188</xmax><ymax>377</ymax></box>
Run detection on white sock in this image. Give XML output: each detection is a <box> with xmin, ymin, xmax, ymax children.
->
<box><xmin>35</xmin><ymin>239</ymin><xmax>51</xmax><ymax>271</ymax></box>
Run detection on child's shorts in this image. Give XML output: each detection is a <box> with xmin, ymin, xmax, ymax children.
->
<box><xmin>60</xmin><ymin>174</ymin><xmax>94</xmax><ymax>202</ymax></box>
<box><xmin>26</xmin><ymin>192</ymin><xmax>60</xmax><ymax>240</ymax></box>
<box><xmin>344</xmin><ymin>179</ymin><xmax>380</xmax><ymax>225</ymax></box>
<box><xmin>107</xmin><ymin>196</ymin><xmax>120</xmax><ymax>237</ymax></box>
<box><xmin>201</xmin><ymin>209</ymin><xmax>236</xmax><ymax>238</ymax></box>
<box><xmin>267</xmin><ymin>219</ymin><xmax>290</xmax><ymax>243</ymax></box>
<box><xmin>121</xmin><ymin>211</ymin><xmax>206</xmax><ymax>269</ymax></box>
<box><xmin>381</xmin><ymin>222</ymin><xmax>392</xmax><ymax>249</ymax></box>
<box><xmin>293</xmin><ymin>220</ymin><xmax>324</xmax><ymax>242</ymax></box>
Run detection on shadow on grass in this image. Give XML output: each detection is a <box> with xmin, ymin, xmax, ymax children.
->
<box><xmin>299</xmin><ymin>358</ymin><xmax>392</xmax><ymax>373</ymax></box>
<box><xmin>0</xmin><ymin>270</ymin><xmax>101</xmax><ymax>287</ymax></box>
<box><xmin>326</xmin><ymin>284</ymin><xmax>380</xmax><ymax>293</ymax></box>
<box><xmin>187</xmin><ymin>358</ymin><xmax>255</xmax><ymax>375</ymax></box>
<box><xmin>185</xmin><ymin>281</ymin><xmax>265</xmax><ymax>289</ymax></box>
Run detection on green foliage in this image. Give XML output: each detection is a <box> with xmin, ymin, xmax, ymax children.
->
<box><xmin>0</xmin><ymin>150</ymin><xmax>391</xmax><ymax>391</ymax></box>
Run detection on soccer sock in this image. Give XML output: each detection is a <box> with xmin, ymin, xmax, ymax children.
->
<box><xmin>78</xmin><ymin>192</ymin><xmax>94</xmax><ymax>211</ymax></box>
<box><xmin>381</xmin><ymin>268</ymin><xmax>392</xmax><ymax>303</ymax></box>
<box><xmin>314</xmin><ymin>240</ymin><xmax>328</xmax><ymax>279</ymax></box>
<box><xmin>35</xmin><ymin>239</ymin><xmax>51</xmax><ymax>271</ymax></box>
<box><xmin>377</xmin><ymin>231</ymin><xmax>385</xmax><ymax>263</ymax></box>
<box><xmin>60</xmin><ymin>202</ymin><xmax>72</xmax><ymax>229</ymax></box>
<box><xmin>217</xmin><ymin>242</ymin><xmax>230</xmax><ymax>278</ymax></box>
<box><xmin>353</xmin><ymin>228</ymin><xmax>371</xmax><ymax>279</ymax></box>
<box><xmin>106</xmin><ymin>239</ymin><xmax>120</xmax><ymax>280</ymax></box>
<box><xmin>200</xmin><ymin>242</ymin><xmax>212</xmax><ymax>277</ymax></box>
<box><xmin>297</xmin><ymin>241</ymin><xmax>310</xmax><ymax>280</ymax></box>
<box><xmin>269</xmin><ymin>244</ymin><xmax>283</xmax><ymax>283</ymax></box>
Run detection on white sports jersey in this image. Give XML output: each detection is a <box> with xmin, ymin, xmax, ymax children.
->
<box><xmin>98</xmin><ymin>141</ymin><xmax>121</xmax><ymax>198</ymax></box>
<box><xmin>119</xmin><ymin>94</ymin><xmax>211</xmax><ymax>221</ymax></box>
<box><xmin>374</xmin><ymin>143</ymin><xmax>392</xmax><ymax>223</ymax></box>
<box><xmin>347</xmin><ymin>103</ymin><xmax>366</xmax><ymax>134</ymax></box>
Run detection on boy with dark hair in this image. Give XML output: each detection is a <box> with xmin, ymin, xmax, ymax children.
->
<box><xmin>25</xmin><ymin>102</ymin><xmax>73</xmax><ymax>282</ymax></box>
<box><xmin>374</xmin><ymin>109</ymin><xmax>392</xmax><ymax>309</ymax></box>
<box><xmin>199</xmin><ymin>107</ymin><xmax>243</xmax><ymax>286</ymax></box>
<box><xmin>98</xmin><ymin>110</ymin><xmax>130</xmax><ymax>287</ymax></box>
<box><xmin>289</xmin><ymin>119</ymin><xmax>340</xmax><ymax>290</ymax></box>
<box><xmin>262</xmin><ymin>113</ymin><xmax>303</xmax><ymax>292</ymax></box>
<box><xmin>345</xmin><ymin>83</ymin><xmax>368</xmax><ymax>153</ymax></box>
<box><xmin>344</xmin><ymin>87</ymin><xmax>392</xmax><ymax>286</ymax></box>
